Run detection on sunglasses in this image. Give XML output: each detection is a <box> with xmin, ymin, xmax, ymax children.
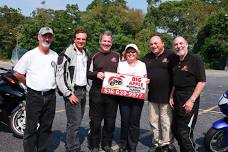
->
<box><xmin>126</xmin><ymin>50</ymin><xmax>136</xmax><ymax>53</ymax></box>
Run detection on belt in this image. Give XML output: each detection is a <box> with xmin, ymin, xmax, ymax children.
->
<box><xmin>74</xmin><ymin>85</ymin><xmax>86</xmax><ymax>90</ymax></box>
<box><xmin>28</xmin><ymin>88</ymin><xmax>55</xmax><ymax>96</ymax></box>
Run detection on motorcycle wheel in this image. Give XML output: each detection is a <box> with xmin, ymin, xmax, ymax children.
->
<box><xmin>10</xmin><ymin>107</ymin><xmax>26</xmax><ymax>138</ymax></box>
<box><xmin>205</xmin><ymin>127</ymin><xmax>228</xmax><ymax>152</ymax></box>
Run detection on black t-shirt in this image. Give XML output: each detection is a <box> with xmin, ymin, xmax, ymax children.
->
<box><xmin>87</xmin><ymin>50</ymin><xmax>120</xmax><ymax>90</ymax></box>
<box><xmin>143</xmin><ymin>51</ymin><xmax>172</xmax><ymax>103</ymax></box>
<box><xmin>169</xmin><ymin>52</ymin><xmax>206</xmax><ymax>91</ymax></box>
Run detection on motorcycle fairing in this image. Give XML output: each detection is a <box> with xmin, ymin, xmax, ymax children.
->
<box><xmin>213</xmin><ymin>118</ymin><xmax>228</xmax><ymax>129</ymax></box>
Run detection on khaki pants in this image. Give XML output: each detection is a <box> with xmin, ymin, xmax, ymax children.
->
<box><xmin>148</xmin><ymin>102</ymin><xmax>173</xmax><ymax>147</ymax></box>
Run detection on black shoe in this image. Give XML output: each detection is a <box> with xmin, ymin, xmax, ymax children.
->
<box><xmin>119</xmin><ymin>147</ymin><xmax>128</xmax><ymax>152</ymax></box>
<box><xmin>148</xmin><ymin>146</ymin><xmax>161</xmax><ymax>152</ymax></box>
<box><xmin>161</xmin><ymin>145</ymin><xmax>172</xmax><ymax>152</ymax></box>
<box><xmin>90</xmin><ymin>148</ymin><xmax>99</xmax><ymax>152</ymax></box>
<box><xmin>102</xmin><ymin>146</ymin><xmax>114</xmax><ymax>152</ymax></box>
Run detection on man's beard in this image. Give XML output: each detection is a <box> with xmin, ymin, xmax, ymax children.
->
<box><xmin>42</xmin><ymin>42</ymin><xmax>51</xmax><ymax>48</ymax></box>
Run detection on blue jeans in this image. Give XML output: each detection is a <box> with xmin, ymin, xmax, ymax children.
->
<box><xmin>64</xmin><ymin>87</ymin><xmax>86</xmax><ymax>152</ymax></box>
<box><xmin>119</xmin><ymin>97</ymin><xmax>144</xmax><ymax>152</ymax></box>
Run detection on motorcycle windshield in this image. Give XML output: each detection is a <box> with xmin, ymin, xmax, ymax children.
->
<box><xmin>11</xmin><ymin>48</ymin><xmax>28</xmax><ymax>67</ymax></box>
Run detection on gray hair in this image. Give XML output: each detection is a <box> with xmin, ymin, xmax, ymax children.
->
<box><xmin>173</xmin><ymin>36</ymin><xmax>188</xmax><ymax>45</ymax></box>
<box><xmin>99</xmin><ymin>31</ymin><xmax>112</xmax><ymax>42</ymax></box>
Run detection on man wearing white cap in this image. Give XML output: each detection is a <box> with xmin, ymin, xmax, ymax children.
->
<box><xmin>14</xmin><ymin>27</ymin><xmax>58</xmax><ymax>152</ymax></box>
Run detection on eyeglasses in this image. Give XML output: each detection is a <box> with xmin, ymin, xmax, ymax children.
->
<box><xmin>126</xmin><ymin>50</ymin><xmax>136</xmax><ymax>54</ymax></box>
<box><xmin>41</xmin><ymin>35</ymin><xmax>53</xmax><ymax>40</ymax></box>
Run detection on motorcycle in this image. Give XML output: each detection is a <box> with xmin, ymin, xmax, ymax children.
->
<box><xmin>0</xmin><ymin>48</ymin><xmax>27</xmax><ymax>138</ymax></box>
<box><xmin>0</xmin><ymin>67</ymin><xmax>26</xmax><ymax>138</ymax></box>
<box><xmin>204</xmin><ymin>90</ymin><xmax>228</xmax><ymax>152</ymax></box>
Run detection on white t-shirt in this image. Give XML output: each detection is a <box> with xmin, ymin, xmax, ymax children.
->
<box><xmin>14</xmin><ymin>47</ymin><xmax>58</xmax><ymax>91</ymax></box>
<box><xmin>117</xmin><ymin>60</ymin><xmax>147</xmax><ymax>77</ymax></box>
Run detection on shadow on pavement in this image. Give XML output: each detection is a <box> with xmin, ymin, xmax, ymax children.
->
<box><xmin>196</xmin><ymin>136</ymin><xmax>206</xmax><ymax>152</ymax></box>
<box><xmin>47</xmin><ymin>127</ymin><xmax>89</xmax><ymax>152</ymax></box>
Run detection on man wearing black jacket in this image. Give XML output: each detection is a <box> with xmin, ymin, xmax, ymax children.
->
<box><xmin>87</xmin><ymin>31</ymin><xmax>120</xmax><ymax>152</ymax></box>
<box><xmin>56</xmin><ymin>29</ymin><xmax>88</xmax><ymax>152</ymax></box>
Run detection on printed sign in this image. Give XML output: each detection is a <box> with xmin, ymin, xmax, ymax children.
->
<box><xmin>101</xmin><ymin>72</ymin><xmax>147</xmax><ymax>99</ymax></box>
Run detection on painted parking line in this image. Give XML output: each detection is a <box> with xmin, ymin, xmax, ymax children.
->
<box><xmin>204</xmin><ymin>110</ymin><xmax>222</xmax><ymax>114</ymax></box>
<box><xmin>198</xmin><ymin>105</ymin><xmax>218</xmax><ymax>115</ymax></box>
<box><xmin>56</xmin><ymin>109</ymin><xmax>65</xmax><ymax>113</ymax></box>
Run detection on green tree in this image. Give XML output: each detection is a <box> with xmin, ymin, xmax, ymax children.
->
<box><xmin>51</xmin><ymin>4</ymin><xmax>80</xmax><ymax>53</ymax></box>
<box><xmin>193</xmin><ymin>9</ymin><xmax>228</xmax><ymax>69</ymax></box>
<box><xmin>18</xmin><ymin>4</ymin><xmax>81</xmax><ymax>54</ymax></box>
<box><xmin>81</xmin><ymin>1</ymin><xmax>144</xmax><ymax>53</ymax></box>
<box><xmin>0</xmin><ymin>5</ymin><xmax>24</xmax><ymax>58</ymax></box>
<box><xmin>87</xmin><ymin>0</ymin><xmax>127</xmax><ymax>10</ymax></box>
<box><xmin>145</xmin><ymin>0</ymin><xmax>218</xmax><ymax>46</ymax></box>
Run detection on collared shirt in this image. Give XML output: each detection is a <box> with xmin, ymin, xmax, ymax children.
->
<box><xmin>73</xmin><ymin>43</ymin><xmax>87</xmax><ymax>86</ymax></box>
<box><xmin>143</xmin><ymin>50</ymin><xmax>172</xmax><ymax>103</ymax></box>
<box><xmin>14</xmin><ymin>47</ymin><xmax>58</xmax><ymax>91</ymax></box>
<box><xmin>169</xmin><ymin>52</ymin><xmax>206</xmax><ymax>91</ymax></box>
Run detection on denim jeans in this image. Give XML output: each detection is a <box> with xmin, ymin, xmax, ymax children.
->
<box><xmin>23</xmin><ymin>88</ymin><xmax>56</xmax><ymax>152</ymax></box>
<box><xmin>64</xmin><ymin>87</ymin><xmax>86</xmax><ymax>152</ymax></box>
<box><xmin>119</xmin><ymin>97</ymin><xmax>144</xmax><ymax>152</ymax></box>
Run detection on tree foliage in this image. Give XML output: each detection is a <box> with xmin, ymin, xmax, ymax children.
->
<box><xmin>0</xmin><ymin>0</ymin><xmax>226</xmax><ymax>69</ymax></box>
<box><xmin>145</xmin><ymin>0</ymin><xmax>218</xmax><ymax>45</ymax></box>
<box><xmin>193</xmin><ymin>9</ymin><xmax>228</xmax><ymax>69</ymax></box>
<box><xmin>81</xmin><ymin>2</ymin><xmax>144</xmax><ymax>53</ymax></box>
<box><xmin>0</xmin><ymin>5</ymin><xmax>24</xmax><ymax>58</ymax></box>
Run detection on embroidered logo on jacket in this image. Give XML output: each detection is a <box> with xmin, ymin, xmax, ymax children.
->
<box><xmin>180</xmin><ymin>65</ymin><xmax>188</xmax><ymax>71</ymax></box>
<box><xmin>162</xmin><ymin>58</ymin><xmax>169</xmax><ymax>64</ymax></box>
<box><xmin>111</xmin><ymin>57</ymin><xmax>118</xmax><ymax>62</ymax></box>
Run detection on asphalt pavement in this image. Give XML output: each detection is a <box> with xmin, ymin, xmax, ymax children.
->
<box><xmin>0</xmin><ymin>61</ymin><xmax>228</xmax><ymax>152</ymax></box>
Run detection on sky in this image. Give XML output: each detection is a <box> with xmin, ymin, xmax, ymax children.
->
<box><xmin>0</xmin><ymin>0</ymin><xmax>148</xmax><ymax>16</ymax></box>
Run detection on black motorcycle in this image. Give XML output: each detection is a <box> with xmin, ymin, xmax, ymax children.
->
<box><xmin>0</xmin><ymin>67</ymin><xmax>26</xmax><ymax>138</ymax></box>
<box><xmin>0</xmin><ymin>48</ymin><xmax>28</xmax><ymax>138</ymax></box>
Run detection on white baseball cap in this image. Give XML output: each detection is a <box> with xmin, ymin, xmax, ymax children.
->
<box><xmin>124</xmin><ymin>43</ymin><xmax>140</xmax><ymax>54</ymax></box>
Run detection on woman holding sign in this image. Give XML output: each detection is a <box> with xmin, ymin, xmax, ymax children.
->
<box><xmin>117</xmin><ymin>44</ymin><xmax>147</xmax><ymax>152</ymax></box>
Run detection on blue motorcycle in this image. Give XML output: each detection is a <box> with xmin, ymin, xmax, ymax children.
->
<box><xmin>205</xmin><ymin>90</ymin><xmax>228</xmax><ymax>152</ymax></box>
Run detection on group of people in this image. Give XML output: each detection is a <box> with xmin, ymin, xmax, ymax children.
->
<box><xmin>13</xmin><ymin>26</ymin><xmax>206</xmax><ymax>152</ymax></box>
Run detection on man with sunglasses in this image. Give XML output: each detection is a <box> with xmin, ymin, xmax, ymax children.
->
<box><xmin>14</xmin><ymin>27</ymin><xmax>58</xmax><ymax>152</ymax></box>
<box><xmin>143</xmin><ymin>35</ymin><xmax>173</xmax><ymax>152</ymax></box>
